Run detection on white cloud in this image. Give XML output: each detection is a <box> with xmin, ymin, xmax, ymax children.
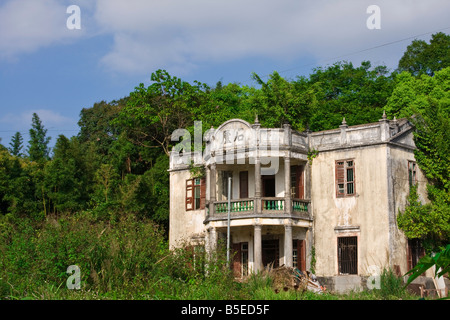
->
<box><xmin>1</xmin><ymin>0</ymin><xmax>449</xmax><ymax>75</ymax></box>
<box><xmin>94</xmin><ymin>0</ymin><xmax>450</xmax><ymax>76</ymax></box>
<box><xmin>0</xmin><ymin>109</ymin><xmax>75</xmax><ymax>132</ymax></box>
<box><xmin>0</xmin><ymin>0</ymin><xmax>85</xmax><ymax>59</ymax></box>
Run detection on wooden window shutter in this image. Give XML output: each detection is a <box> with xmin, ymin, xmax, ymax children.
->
<box><xmin>336</xmin><ymin>161</ymin><xmax>345</xmax><ymax>197</ymax></box>
<box><xmin>200</xmin><ymin>177</ymin><xmax>206</xmax><ymax>209</ymax></box>
<box><xmin>299</xmin><ymin>240</ymin><xmax>306</xmax><ymax>272</ymax></box>
<box><xmin>186</xmin><ymin>179</ymin><xmax>194</xmax><ymax>211</ymax></box>
<box><xmin>232</xmin><ymin>243</ymin><xmax>241</xmax><ymax>277</ymax></box>
<box><xmin>297</xmin><ymin>166</ymin><xmax>304</xmax><ymax>199</ymax></box>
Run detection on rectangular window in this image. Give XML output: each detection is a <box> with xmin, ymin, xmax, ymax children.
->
<box><xmin>194</xmin><ymin>178</ymin><xmax>201</xmax><ymax>209</ymax></box>
<box><xmin>338</xmin><ymin>236</ymin><xmax>358</xmax><ymax>275</ymax></box>
<box><xmin>407</xmin><ymin>239</ymin><xmax>425</xmax><ymax>271</ymax></box>
<box><xmin>186</xmin><ymin>177</ymin><xmax>205</xmax><ymax>211</ymax></box>
<box><xmin>293</xmin><ymin>239</ymin><xmax>306</xmax><ymax>272</ymax></box>
<box><xmin>408</xmin><ymin>161</ymin><xmax>417</xmax><ymax>188</ymax></box>
<box><xmin>232</xmin><ymin>242</ymin><xmax>248</xmax><ymax>278</ymax></box>
<box><xmin>336</xmin><ymin>160</ymin><xmax>355</xmax><ymax>197</ymax></box>
<box><xmin>291</xmin><ymin>165</ymin><xmax>305</xmax><ymax>199</ymax></box>
<box><xmin>221</xmin><ymin>171</ymin><xmax>233</xmax><ymax>200</ymax></box>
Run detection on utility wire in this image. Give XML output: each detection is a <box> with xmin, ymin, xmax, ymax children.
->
<box><xmin>247</xmin><ymin>26</ymin><xmax>450</xmax><ymax>83</ymax></box>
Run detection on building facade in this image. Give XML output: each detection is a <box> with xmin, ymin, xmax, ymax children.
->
<box><xmin>168</xmin><ymin>113</ymin><xmax>431</xmax><ymax>292</ymax></box>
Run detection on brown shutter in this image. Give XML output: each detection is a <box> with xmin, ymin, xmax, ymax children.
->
<box><xmin>336</xmin><ymin>161</ymin><xmax>345</xmax><ymax>197</ymax></box>
<box><xmin>186</xmin><ymin>179</ymin><xmax>194</xmax><ymax>211</ymax></box>
<box><xmin>200</xmin><ymin>177</ymin><xmax>206</xmax><ymax>209</ymax></box>
<box><xmin>232</xmin><ymin>243</ymin><xmax>241</xmax><ymax>277</ymax></box>
<box><xmin>299</xmin><ymin>240</ymin><xmax>306</xmax><ymax>272</ymax></box>
<box><xmin>297</xmin><ymin>166</ymin><xmax>304</xmax><ymax>199</ymax></box>
<box><xmin>239</xmin><ymin>171</ymin><xmax>248</xmax><ymax>199</ymax></box>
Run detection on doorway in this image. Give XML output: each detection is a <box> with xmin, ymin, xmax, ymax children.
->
<box><xmin>262</xmin><ymin>175</ymin><xmax>275</xmax><ymax>197</ymax></box>
<box><xmin>262</xmin><ymin>239</ymin><xmax>279</xmax><ymax>268</ymax></box>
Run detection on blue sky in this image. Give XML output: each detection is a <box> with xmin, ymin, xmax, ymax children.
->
<box><xmin>0</xmin><ymin>0</ymin><xmax>449</xmax><ymax>151</ymax></box>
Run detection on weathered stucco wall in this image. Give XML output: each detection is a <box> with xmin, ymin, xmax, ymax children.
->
<box><xmin>169</xmin><ymin>169</ymin><xmax>206</xmax><ymax>249</ymax></box>
<box><xmin>311</xmin><ymin>144</ymin><xmax>391</xmax><ymax>277</ymax></box>
<box><xmin>388</xmin><ymin>145</ymin><xmax>431</xmax><ymax>277</ymax></box>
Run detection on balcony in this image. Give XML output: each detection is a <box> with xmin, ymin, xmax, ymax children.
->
<box><xmin>209</xmin><ymin>197</ymin><xmax>311</xmax><ymax>221</ymax></box>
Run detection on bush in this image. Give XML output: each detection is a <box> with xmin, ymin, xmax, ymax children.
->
<box><xmin>379</xmin><ymin>268</ymin><xmax>405</xmax><ymax>299</ymax></box>
<box><xmin>0</xmin><ymin>212</ymin><xmax>168</xmax><ymax>299</ymax></box>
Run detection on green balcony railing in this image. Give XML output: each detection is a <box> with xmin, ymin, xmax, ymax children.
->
<box><xmin>262</xmin><ymin>198</ymin><xmax>284</xmax><ymax>211</ymax></box>
<box><xmin>292</xmin><ymin>199</ymin><xmax>309</xmax><ymax>212</ymax></box>
<box><xmin>215</xmin><ymin>199</ymin><xmax>254</xmax><ymax>213</ymax></box>
<box><xmin>212</xmin><ymin>198</ymin><xmax>309</xmax><ymax>216</ymax></box>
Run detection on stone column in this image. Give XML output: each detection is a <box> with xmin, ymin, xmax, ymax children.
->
<box><xmin>254</xmin><ymin>158</ymin><xmax>261</xmax><ymax>213</ymax></box>
<box><xmin>379</xmin><ymin>110</ymin><xmax>389</xmax><ymax>142</ymax></box>
<box><xmin>284</xmin><ymin>225</ymin><xmax>293</xmax><ymax>268</ymax></box>
<box><xmin>253</xmin><ymin>224</ymin><xmax>262</xmax><ymax>273</ymax></box>
<box><xmin>284</xmin><ymin>156</ymin><xmax>291</xmax><ymax>214</ymax></box>
<box><xmin>210</xmin><ymin>227</ymin><xmax>217</xmax><ymax>253</ymax></box>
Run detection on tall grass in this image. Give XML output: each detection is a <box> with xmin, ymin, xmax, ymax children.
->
<box><xmin>0</xmin><ymin>213</ymin><xmax>420</xmax><ymax>300</ymax></box>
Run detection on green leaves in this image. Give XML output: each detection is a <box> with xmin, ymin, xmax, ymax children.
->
<box><xmin>398</xmin><ymin>32</ymin><xmax>450</xmax><ymax>77</ymax></box>
<box><xmin>27</xmin><ymin>113</ymin><xmax>51</xmax><ymax>162</ymax></box>
<box><xmin>405</xmin><ymin>244</ymin><xmax>450</xmax><ymax>287</ymax></box>
<box><xmin>396</xmin><ymin>67</ymin><xmax>450</xmax><ymax>252</ymax></box>
<box><xmin>114</xmin><ymin>69</ymin><xmax>208</xmax><ymax>156</ymax></box>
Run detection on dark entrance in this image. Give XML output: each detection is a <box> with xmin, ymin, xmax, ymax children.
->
<box><xmin>262</xmin><ymin>175</ymin><xmax>275</xmax><ymax>197</ymax></box>
<box><xmin>262</xmin><ymin>239</ymin><xmax>279</xmax><ymax>268</ymax></box>
<box><xmin>338</xmin><ymin>236</ymin><xmax>358</xmax><ymax>274</ymax></box>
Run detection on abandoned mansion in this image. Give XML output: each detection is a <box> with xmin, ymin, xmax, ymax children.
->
<box><xmin>168</xmin><ymin>113</ymin><xmax>433</xmax><ymax>292</ymax></box>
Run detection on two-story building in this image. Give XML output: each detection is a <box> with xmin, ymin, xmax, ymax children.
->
<box><xmin>168</xmin><ymin>113</ymin><xmax>431</xmax><ymax>292</ymax></box>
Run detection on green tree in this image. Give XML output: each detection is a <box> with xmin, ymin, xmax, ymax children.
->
<box><xmin>398</xmin><ymin>32</ymin><xmax>450</xmax><ymax>77</ymax></box>
<box><xmin>78</xmin><ymin>99</ymin><xmax>124</xmax><ymax>157</ymax></box>
<box><xmin>295</xmin><ymin>61</ymin><xmax>394</xmax><ymax>131</ymax></box>
<box><xmin>114</xmin><ymin>69</ymin><xmax>208</xmax><ymax>156</ymax></box>
<box><xmin>252</xmin><ymin>71</ymin><xmax>305</xmax><ymax>131</ymax></box>
<box><xmin>386</xmin><ymin>67</ymin><xmax>450</xmax><ymax>118</ymax></box>
<box><xmin>0</xmin><ymin>148</ymin><xmax>40</xmax><ymax>216</ymax></box>
<box><xmin>396</xmin><ymin>67</ymin><xmax>450</xmax><ymax>252</ymax></box>
<box><xmin>27</xmin><ymin>113</ymin><xmax>51</xmax><ymax>162</ymax></box>
<box><xmin>9</xmin><ymin>132</ymin><xmax>23</xmax><ymax>157</ymax></box>
<box><xmin>0</xmin><ymin>146</ymin><xmax>11</xmax><ymax>213</ymax></box>
<box><xmin>43</xmin><ymin>135</ymin><xmax>91</xmax><ymax>214</ymax></box>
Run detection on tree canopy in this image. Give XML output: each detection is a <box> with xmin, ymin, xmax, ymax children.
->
<box><xmin>0</xmin><ymin>33</ymin><xmax>448</xmax><ymax>243</ymax></box>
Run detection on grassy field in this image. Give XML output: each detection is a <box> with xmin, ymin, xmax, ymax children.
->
<box><xmin>0</xmin><ymin>212</ymin><xmax>422</xmax><ymax>300</ymax></box>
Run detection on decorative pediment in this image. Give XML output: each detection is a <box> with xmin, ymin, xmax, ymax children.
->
<box><xmin>211</xmin><ymin>119</ymin><xmax>255</xmax><ymax>150</ymax></box>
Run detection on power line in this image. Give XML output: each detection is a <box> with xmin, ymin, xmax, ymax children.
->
<box><xmin>247</xmin><ymin>26</ymin><xmax>450</xmax><ymax>82</ymax></box>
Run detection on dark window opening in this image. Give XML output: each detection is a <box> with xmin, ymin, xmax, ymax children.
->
<box><xmin>408</xmin><ymin>161</ymin><xmax>417</xmax><ymax>188</ymax></box>
<box><xmin>407</xmin><ymin>239</ymin><xmax>425</xmax><ymax>271</ymax></box>
<box><xmin>239</xmin><ymin>171</ymin><xmax>248</xmax><ymax>199</ymax></box>
<box><xmin>262</xmin><ymin>176</ymin><xmax>276</xmax><ymax>197</ymax></box>
<box><xmin>338</xmin><ymin>236</ymin><xmax>358</xmax><ymax>275</ymax></box>
<box><xmin>262</xmin><ymin>239</ymin><xmax>279</xmax><ymax>268</ymax></box>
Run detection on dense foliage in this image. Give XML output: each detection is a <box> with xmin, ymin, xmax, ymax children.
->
<box><xmin>395</xmin><ymin>67</ymin><xmax>450</xmax><ymax>252</ymax></box>
<box><xmin>0</xmin><ymin>33</ymin><xmax>448</xmax><ymax>299</ymax></box>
